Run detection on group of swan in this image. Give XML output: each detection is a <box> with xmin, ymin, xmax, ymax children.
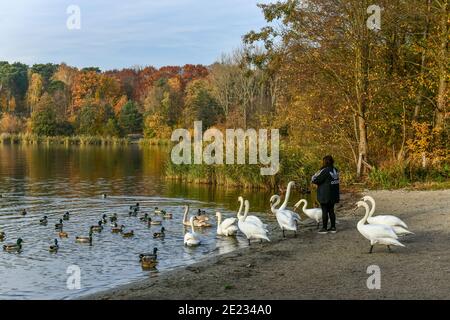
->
<box><xmin>356</xmin><ymin>195</ymin><xmax>412</xmax><ymax>253</ymax></box>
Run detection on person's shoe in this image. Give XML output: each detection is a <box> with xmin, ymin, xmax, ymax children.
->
<box><xmin>318</xmin><ymin>228</ymin><xmax>328</xmax><ymax>234</ymax></box>
<box><xmin>328</xmin><ymin>227</ymin><xmax>337</xmax><ymax>234</ymax></box>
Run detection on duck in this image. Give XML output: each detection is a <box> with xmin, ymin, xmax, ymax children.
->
<box><xmin>184</xmin><ymin>216</ymin><xmax>201</xmax><ymax>246</ymax></box>
<box><xmin>0</xmin><ymin>231</ymin><xmax>5</xmax><ymax>241</ymax></box>
<box><xmin>293</xmin><ymin>198</ymin><xmax>322</xmax><ymax>229</ymax></box>
<box><xmin>238</xmin><ymin>200</ymin><xmax>270</xmax><ymax>245</ymax></box>
<box><xmin>154</xmin><ymin>207</ymin><xmax>164</xmax><ymax>215</ymax></box>
<box><xmin>196</xmin><ymin>209</ymin><xmax>209</xmax><ymax>222</ymax></box>
<box><xmin>111</xmin><ymin>223</ymin><xmax>124</xmax><ymax>233</ymax></box>
<box><xmin>153</xmin><ymin>227</ymin><xmax>166</xmax><ymax>239</ymax></box>
<box><xmin>140</xmin><ymin>213</ymin><xmax>149</xmax><ymax>222</ymax></box>
<box><xmin>163</xmin><ymin>212</ymin><xmax>173</xmax><ymax>219</ymax></box>
<box><xmin>49</xmin><ymin>239</ymin><xmax>59</xmax><ymax>253</ymax></box>
<box><xmin>362</xmin><ymin>196</ymin><xmax>412</xmax><ymax>235</ymax></box>
<box><xmin>58</xmin><ymin>230</ymin><xmax>69</xmax><ymax>238</ymax></box>
<box><xmin>139</xmin><ymin>248</ymin><xmax>158</xmax><ymax>269</ymax></box>
<box><xmin>21</xmin><ymin>209</ymin><xmax>27</xmax><ymax>216</ymax></box>
<box><xmin>356</xmin><ymin>201</ymin><xmax>405</xmax><ymax>253</ymax></box>
<box><xmin>63</xmin><ymin>212</ymin><xmax>70</xmax><ymax>221</ymax></box>
<box><xmin>148</xmin><ymin>217</ymin><xmax>162</xmax><ymax>226</ymax></box>
<box><xmin>55</xmin><ymin>219</ymin><xmax>64</xmax><ymax>230</ymax></box>
<box><xmin>109</xmin><ymin>213</ymin><xmax>118</xmax><ymax>223</ymax></box>
<box><xmin>75</xmin><ymin>232</ymin><xmax>93</xmax><ymax>245</ymax></box>
<box><xmin>91</xmin><ymin>221</ymin><xmax>103</xmax><ymax>232</ymax></box>
<box><xmin>122</xmin><ymin>230</ymin><xmax>134</xmax><ymax>238</ymax></box>
<box><xmin>102</xmin><ymin>193</ymin><xmax>107</xmax><ymax>199</ymax></box>
<box><xmin>215</xmin><ymin>212</ymin><xmax>238</xmax><ymax>236</ymax></box>
<box><xmin>102</xmin><ymin>214</ymin><xmax>108</xmax><ymax>224</ymax></box>
<box><xmin>182</xmin><ymin>205</ymin><xmax>211</xmax><ymax>227</ymax></box>
<box><xmin>236</xmin><ymin>196</ymin><xmax>268</xmax><ymax>231</ymax></box>
<box><xmin>39</xmin><ymin>216</ymin><xmax>48</xmax><ymax>225</ymax></box>
<box><xmin>3</xmin><ymin>238</ymin><xmax>23</xmax><ymax>252</ymax></box>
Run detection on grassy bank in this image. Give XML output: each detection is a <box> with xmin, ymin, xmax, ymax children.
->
<box><xmin>138</xmin><ymin>138</ymin><xmax>171</xmax><ymax>146</ymax></box>
<box><xmin>0</xmin><ymin>133</ymin><xmax>130</xmax><ymax>146</ymax></box>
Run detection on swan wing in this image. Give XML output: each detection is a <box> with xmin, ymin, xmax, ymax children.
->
<box><xmin>304</xmin><ymin>208</ymin><xmax>322</xmax><ymax>221</ymax></box>
<box><xmin>392</xmin><ymin>226</ymin><xmax>414</xmax><ymax>236</ymax></box>
<box><xmin>246</xmin><ymin>216</ymin><xmax>269</xmax><ymax>230</ymax></box>
<box><xmin>363</xmin><ymin>224</ymin><xmax>398</xmax><ymax>239</ymax></box>
<box><xmin>238</xmin><ymin>220</ymin><xmax>269</xmax><ymax>239</ymax></box>
<box><xmin>276</xmin><ymin>210</ymin><xmax>298</xmax><ymax>230</ymax></box>
<box><xmin>369</xmin><ymin>215</ymin><xmax>408</xmax><ymax>229</ymax></box>
<box><xmin>376</xmin><ymin>237</ymin><xmax>405</xmax><ymax>247</ymax></box>
<box><xmin>220</xmin><ymin>217</ymin><xmax>237</xmax><ymax>230</ymax></box>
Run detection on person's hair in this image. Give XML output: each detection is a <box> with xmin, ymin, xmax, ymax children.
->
<box><xmin>322</xmin><ymin>155</ymin><xmax>334</xmax><ymax>168</ymax></box>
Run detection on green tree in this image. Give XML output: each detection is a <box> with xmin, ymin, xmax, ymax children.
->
<box><xmin>31</xmin><ymin>107</ymin><xmax>58</xmax><ymax>136</ymax></box>
<box><xmin>118</xmin><ymin>101</ymin><xmax>143</xmax><ymax>134</ymax></box>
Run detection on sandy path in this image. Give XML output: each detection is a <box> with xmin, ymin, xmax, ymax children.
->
<box><xmin>85</xmin><ymin>189</ymin><xmax>450</xmax><ymax>300</ymax></box>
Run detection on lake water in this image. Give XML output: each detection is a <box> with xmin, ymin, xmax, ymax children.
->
<box><xmin>0</xmin><ymin>144</ymin><xmax>313</xmax><ymax>299</ymax></box>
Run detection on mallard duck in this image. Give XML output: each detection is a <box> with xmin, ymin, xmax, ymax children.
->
<box><xmin>3</xmin><ymin>238</ymin><xmax>23</xmax><ymax>252</ymax></box>
<box><xmin>75</xmin><ymin>232</ymin><xmax>93</xmax><ymax>245</ymax></box>
<box><xmin>182</xmin><ymin>205</ymin><xmax>211</xmax><ymax>227</ymax></box>
<box><xmin>163</xmin><ymin>212</ymin><xmax>173</xmax><ymax>219</ymax></box>
<box><xmin>102</xmin><ymin>214</ymin><xmax>108</xmax><ymax>224</ymax></box>
<box><xmin>55</xmin><ymin>219</ymin><xmax>64</xmax><ymax>230</ymax></box>
<box><xmin>139</xmin><ymin>248</ymin><xmax>158</xmax><ymax>269</ymax></box>
<box><xmin>109</xmin><ymin>213</ymin><xmax>118</xmax><ymax>223</ymax></box>
<box><xmin>153</xmin><ymin>227</ymin><xmax>165</xmax><ymax>239</ymax></box>
<box><xmin>59</xmin><ymin>230</ymin><xmax>69</xmax><ymax>238</ymax></box>
<box><xmin>122</xmin><ymin>230</ymin><xmax>134</xmax><ymax>238</ymax></box>
<box><xmin>140</xmin><ymin>213</ymin><xmax>149</xmax><ymax>222</ymax></box>
<box><xmin>63</xmin><ymin>212</ymin><xmax>70</xmax><ymax>221</ymax></box>
<box><xmin>148</xmin><ymin>217</ymin><xmax>162</xmax><ymax>226</ymax></box>
<box><xmin>111</xmin><ymin>223</ymin><xmax>124</xmax><ymax>233</ymax></box>
<box><xmin>91</xmin><ymin>221</ymin><xmax>103</xmax><ymax>232</ymax></box>
<box><xmin>49</xmin><ymin>239</ymin><xmax>59</xmax><ymax>252</ymax></box>
<box><xmin>102</xmin><ymin>194</ymin><xmax>107</xmax><ymax>199</ymax></box>
<box><xmin>0</xmin><ymin>232</ymin><xmax>5</xmax><ymax>241</ymax></box>
<box><xmin>21</xmin><ymin>209</ymin><xmax>27</xmax><ymax>216</ymax></box>
<box><xmin>39</xmin><ymin>216</ymin><xmax>48</xmax><ymax>225</ymax></box>
<box><xmin>154</xmin><ymin>207</ymin><xmax>163</xmax><ymax>215</ymax></box>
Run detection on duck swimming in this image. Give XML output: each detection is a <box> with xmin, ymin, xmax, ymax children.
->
<box><xmin>153</xmin><ymin>227</ymin><xmax>165</xmax><ymax>239</ymax></box>
<box><xmin>128</xmin><ymin>208</ymin><xmax>138</xmax><ymax>217</ymax></box>
<box><xmin>63</xmin><ymin>212</ymin><xmax>70</xmax><ymax>221</ymax></box>
<box><xmin>0</xmin><ymin>232</ymin><xmax>5</xmax><ymax>241</ymax></box>
<box><xmin>140</xmin><ymin>213</ymin><xmax>149</xmax><ymax>222</ymax></box>
<box><xmin>91</xmin><ymin>221</ymin><xmax>103</xmax><ymax>232</ymax></box>
<box><xmin>148</xmin><ymin>217</ymin><xmax>162</xmax><ymax>226</ymax></box>
<box><xmin>3</xmin><ymin>238</ymin><xmax>23</xmax><ymax>252</ymax></box>
<box><xmin>109</xmin><ymin>213</ymin><xmax>118</xmax><ymax>223</ymax></box>
<box><xmin>59</xmin><ymin>229</ymin><xmax>69</xmax><ymax>238</ymax></box>
<box><xmin>75</xmin><ymin>231</ymin><xmax>93</xmax><ymax>245</ymax></box>
<box><xmin>111</xmin><ymin>223</ymin><xmax>124</xmax><ymax>233</ymax></box>
<box><xmin>122</xmin><ymin>230</ymin><xmax>134</xmax><ymax>238</ymax></box>
<box><xmin>55</xmin><ymin>219</ymin><xmax>64</xmax><ymax>230</ymax></box>
<box><xmin>139</xmin><ymin>248</ymin><xmax>158</xmax><ymax>269</ymax></box>
<box><xmin>39</xmin><ymin>216</ymin><xmax>48</xmax><ymax>225</ymax></box>
<box><xmin>49</xmin><ymin>239</ymin><xmax>59</xmax><ymax>253</ymax></box>
<box><xmin>21</xmin><ymin>209</ymin><xmax>27</xmax><ymax>216</ymax></box>
<box><xmin>102</xmin><ymin>214</ymin><xmax>108</xmax><ymax>224</ymax></box>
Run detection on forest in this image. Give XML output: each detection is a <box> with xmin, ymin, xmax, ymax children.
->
<box><xmin>0</xmin><ymin>0</ymin><xmax>448</xmax><ymax>189</ymax></box>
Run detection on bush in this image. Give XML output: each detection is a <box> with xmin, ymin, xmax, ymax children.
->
<box><xmin>0</xmin><ymin>113</ymin><xmax>23</xmax><ymax>134</ymax></box>
<box><xmin>31</xmin><ymin>108</ymin><xmax>58</xmax><ymax>136</ymax></box>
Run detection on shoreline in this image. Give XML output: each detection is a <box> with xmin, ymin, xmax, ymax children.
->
<box><xmin>83</xmin><ymin>189</ymin><xmax>450</xmax><ymax>300</ymax></box>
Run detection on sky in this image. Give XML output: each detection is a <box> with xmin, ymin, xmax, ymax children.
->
<box><xmin>0</xmin><ymin>0</ymin><xmax>271</xmax><ymax>71</ymax></box>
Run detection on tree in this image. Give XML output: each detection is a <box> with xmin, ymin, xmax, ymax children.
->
<box><xmin>118</xmin><ymin>101</ymin><xmax>143</xmax><ymax>134</ymax></box>
<box><xmin>184</xmin><ymin>79</ymin><xmax>222</xmax><ymax>128</ymax></box>
<box><xmin>31</xmin><ymin>107</ymin><xmax>58</xmax><ymax>136</ymax></box>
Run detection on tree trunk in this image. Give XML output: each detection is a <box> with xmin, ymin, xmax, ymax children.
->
<box><xmin>435</xmin><ymin>0</ymin><xmax>448</xmax><ymax>130</ymax></box>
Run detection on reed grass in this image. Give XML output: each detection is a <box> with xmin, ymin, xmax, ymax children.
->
<box><xmin>0</xmin><ymin>133</ymin><xmax>129</xmax><ymax>146</ymax></box>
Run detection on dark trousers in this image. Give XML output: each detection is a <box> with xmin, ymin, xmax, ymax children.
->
<box><xmin>321</xmin><ymin>202</ymin><xmax>336</xmax><ymax>229</ymax></box>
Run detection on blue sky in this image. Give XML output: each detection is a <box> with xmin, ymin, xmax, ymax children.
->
<box><xmin>0</xmin><ymin>0</ymin><xmax>270</xmax><ymax>71</ymax></box>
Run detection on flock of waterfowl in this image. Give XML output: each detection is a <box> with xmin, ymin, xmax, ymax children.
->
<box><xmin>0</xmin><ymin>182</ymin><xmax>413</xmax><ymax>270</ymax></box>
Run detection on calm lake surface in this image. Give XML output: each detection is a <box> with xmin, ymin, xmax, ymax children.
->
<box><xmin>0</xmin><ymin>144</ymin><xmax>312</xmax><ymax>299</ymax></box>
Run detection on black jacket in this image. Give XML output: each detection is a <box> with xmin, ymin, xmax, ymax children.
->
<box><xmin>311</xmin><ymin>166</ymin><xmax>340</xmax><ymax>204</ymax></box>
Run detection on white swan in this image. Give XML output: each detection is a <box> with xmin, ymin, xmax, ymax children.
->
<box><xmin>216</xmin><ymin>212</ymin><xmax>238</xmax><ymax>236</ymax></box>
<box><xmin>356</xmin><ymin>201</ymin><xmax>405</xmax><ymax>253</ymax></box>
<box><xmin>269</xmin><ymin>195</ymin><xmax>280</xmax><ymax>215</ymax></box>
<box><xmin>184</xmin><ymin>216</ymin><xmax>201</xmax><ymax>246</ymax></box>
<box><xmin>274</xmin><ymin>181</ymin><xmax>301</xmax><ymax>237</ymax></box>
<box><xmin>238</xmin><ymin>200</ymin><xmax>270</xmax><ymax>245</ymax></box>
<box><xmin>294</xmin><ymin>199</ymin><xmax>322</xmax><ymax>229</ymax></box>
<box><xmin>237</xmin><ymin>196</ymin><xmax>268</xmax><ymax>231</ymax></box>
<box><xmin>182</xmin><ymin>205</ymin><xmax>211</xmax><ymax>227</ymax></box>
<box><xmin>363</xmin><ymin>196</ymin><xmax>412</xmax><ymax>235</ymax></box>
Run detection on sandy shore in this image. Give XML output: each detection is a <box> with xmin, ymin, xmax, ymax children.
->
<box><xmin>85</xmin><ymin>189</ymin><xmax>450</xmax><ymax>300</ymax></box>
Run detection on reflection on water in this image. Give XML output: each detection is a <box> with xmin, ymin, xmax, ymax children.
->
<box><xmin>0</xmin><ymin>144</ymin><xmax>312</xmax><ymax>299</ymax></box>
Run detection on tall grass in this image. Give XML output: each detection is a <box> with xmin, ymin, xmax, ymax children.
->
<box><xmin>0</xmin><ymin>133</ymin><xmax>129</xmax><ymax>146</ymax></box>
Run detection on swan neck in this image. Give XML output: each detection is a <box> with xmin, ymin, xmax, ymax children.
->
<box><xmin>280</xmin><ymin>182</ymin><xmax>293</xmax><ymax>209</ymax></box>
<box><xmin>368</xmin><ymin>197</ymin><xmax>375</xmax><ymax>217</ymax></box>
<box><xmin>237</xmin><ymin>197</ymin><xmax>244</xmax><ymax>218</ymax></box>
<box><xmin>183</xmin><ymin>205</ymin><xmax>189</xmax><ymax>223</ymax></box>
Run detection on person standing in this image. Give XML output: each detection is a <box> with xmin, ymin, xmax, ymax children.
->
<box><xmin>311</xmin><ymin>155</ymin><xmax>340</xmax><ymax>234</ymax></box>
